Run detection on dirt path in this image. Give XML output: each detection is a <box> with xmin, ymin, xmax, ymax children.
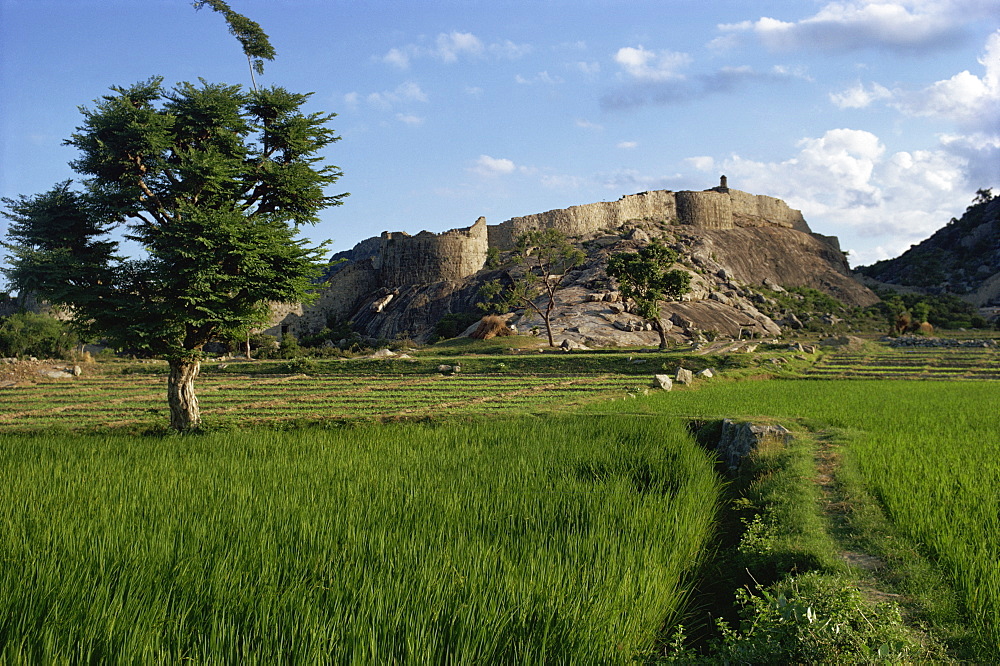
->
<box><xmin>813</xmin><ymin>434</ymin><xmax>910</xmax><ymax>608</ymax></box>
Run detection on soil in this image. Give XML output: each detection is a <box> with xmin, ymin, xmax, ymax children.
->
<box><xmin>0</xmin><ymin>359</ymin><xmax>82</xmax><ymax>387</ymax></box>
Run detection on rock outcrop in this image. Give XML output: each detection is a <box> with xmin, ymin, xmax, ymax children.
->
<box><xmin>268</xmin><ymin>178</ymin><xmax>878</xmax><ymax>345</ymax></box>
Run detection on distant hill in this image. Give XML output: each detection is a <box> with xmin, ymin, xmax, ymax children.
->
<box><xmin>856</xmin><ymin>190</ymin><xmax>1000</xmax><ymax>307</ymax></box>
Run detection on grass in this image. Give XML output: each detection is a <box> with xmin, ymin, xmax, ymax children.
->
<box><xmin>5</xmin><ymin>343</ymin><xmax>1000</xmax><ymax>660</ymax></box>
<box><xmin>589</xmin><ymin>379</ymin><xmax>1000</xmax><ymax>656</ymax></box>
<box><xmin>0</xmin><ymin>415</ymin><xmax>720</xmax><ymax>663</ymax></box>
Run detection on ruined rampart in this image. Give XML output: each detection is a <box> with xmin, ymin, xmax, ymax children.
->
<box><xmin>729</xmin><ymin>190</ymin><xmax>810</xmax><ymax>232</ymax></box>
<box><xmin>488</xmin><ymin>190</ymin><xmax>677</xmax><ymax>249</ymax></box>
<box><xmin>488</xmin><ymin>185</ymin><xmax>811</xmax><ymax>248</ymax></box>
<box><xmin>676</xmin><ymin>190</ymin><xmax>734</xmax><ymax>230</ymax></box>
<box><xmin>378</xmin><ymin>216</ymin><xmax>488</xmax><ymax>286</ymax></box>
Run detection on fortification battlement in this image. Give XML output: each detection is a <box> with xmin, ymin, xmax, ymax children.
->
<box><xmin>377</xmin><ymin>216</ymin><xmax>489</xmax><ymax>285</ymax></box>
<box><xmin>488</xmin><ymin>183</ymin><xmax>809</xmax><ymax>248</ymax></box>
<box><xmin>367</xmin><ymin>179</ymin><xmax>813</xmax><ymax>287</ymax></box>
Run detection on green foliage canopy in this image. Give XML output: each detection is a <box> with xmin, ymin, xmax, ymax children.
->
<box><xmin>606</xmin><ymin>241</ymin><xmax>690</xmax><ymax>347</ymax></box>
<box><xmin>0</xmin><ymin>311</ymin><xmax>79</xmax><ymax>359</ymax></box>
<box><xmin>2</xmin><ymin>77</ymin><xmax>346</xmax><ymax>363</ymax></box>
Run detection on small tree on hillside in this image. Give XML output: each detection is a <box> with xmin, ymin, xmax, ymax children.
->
<box><xmin>882</xmin><ymin>296</ymin><xmax>910</xmax><ymax>336</ymax></box>
<box><xmin>2</xmin><ymin>77</ymin><xmax>345</xmax><ymax>430</ymax></box>
<box><xmin>606</xmin><ymin>241</ymin><xmax>691</xmax><ymax>350</ymax></box>
<box><xmin>478</xmin><ymin>228</ymin><xmax>585</xmax><ymax>347</ymax></box>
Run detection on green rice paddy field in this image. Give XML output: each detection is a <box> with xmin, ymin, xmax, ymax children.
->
<box><xmin>593</xmin><ymin>379</ymin><xmax>1000</xmax><ymax>653</ymax></box>
<box><xmin>1</xmin><ymin>346</ymin><xmax>999</xmax><ymax>660</ymax></box>
<box><xmin>0</xmin><ymin>416</ymin><xmax>719</xmax><ymax>663</ymax></box>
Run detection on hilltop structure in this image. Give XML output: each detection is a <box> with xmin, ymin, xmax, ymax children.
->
<box><xmin>268</xmin><ymin>178</ymin><xmax>877</xmax><ymax>346</ymax></box>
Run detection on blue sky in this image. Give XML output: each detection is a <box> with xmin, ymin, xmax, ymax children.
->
<box><xmin>2</xmin><ymin>0</ymin><xmax>998</xmax><ymax>277</ymax></box>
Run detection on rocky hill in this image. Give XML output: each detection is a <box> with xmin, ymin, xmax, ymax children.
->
<box><xmin>268</xmin><ymin>178</ymin><xmax>879</xmax><ymax>347</ymax></box>
<box><xmin>856</xmin><ymin>191</ymin><xmax>1000</xmax><ymax>307</ymax></box>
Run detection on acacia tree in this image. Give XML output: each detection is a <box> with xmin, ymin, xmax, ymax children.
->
<box><xmin>606</xmin><ymin>241</ymin><xmax>691</xmax><ymax>350</ymax></box>
<box><xmin>2</xmin><ymin>77</ymin><xmax>345</xmax><ymax>430</ymax></box>
<box><xmin>479</xmin><ymin>228</ymin><xmax>585</xmax><ymax>347</ymax></box>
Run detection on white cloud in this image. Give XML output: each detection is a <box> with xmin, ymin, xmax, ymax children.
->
<box><xmin>939</xmin><ymin>133</ymin><xmax>1000</xmax><ymax>185</ymax></box>
<box><xmin>891</xmin><ymin>30</ymin><xmax>1000</xmax><ymax>131</ymax></box>
<box><xmin>686</xmin><ymin>156</ymin><xmax>715</xmax><ymax>171</ymax></box>
<box><xmin>365</xmin><ymin>81</ymin><xmax>428</xmax><ymax>109</ymax></box>
<box><xmin>708</xmin><ymin>128</ymin><xmax>972</xmax><ymax>262</ymax></box>
<box><xmin>576</xmin><ymin>119</ymin><xmax>604</xmax><ymax>130</ymax></box>
<box><xmin>490</xmin><ymin>39</ymin><xmax>533</xmax><ymax>59</ymax></box>
<box><xmin>540</xmin><ymin>173</ymin><xmax>587</xmax><ymax>190</ymax></box>
<box><xmin>836</xmin><ymin>31</ymin><xmax>1000</xmax><ymax>184</ymax></box>
<box><xmin>613</xmin><ymin>46</ymin><xmax>691</xmax><ymax>81</ymax></box>
<box><xmin>772</xmin><ymin>64</ymin><xmax>808</xmax><ymax>80</ymax></box>
<box><xmin>472</xmin><ymin>155</ymin><xmax>517</xmax><ymax>176</ymax></box>
<box><xmin>602</xmin><ymin>63</ymin><xmax>804</xmax><ymax>110</ymax></box>
<box><xmin>830</xmin><ymin>81</ymin><xmax>893</xmax><ymax>108</ymax></box>
<box><xmin>395</xmin><ymin>113</ymin><xmax>424</xmax><ymax>126</ymax></box>
<box><xmin>718</xmin><ymin>1</ymin><xmax>987</xmax><ymax>53</ymax></box>
<box><xmin>575</xmin><ymin>61</ymin><xmax>601</xmax><ymax>75</ymax></box>
<box><xmin>617</xmin><ymin>141</ymin><xmax>638</xmax><ymax>149</ymax></box>
<box><xmin>343</xmin><ymin>92</ymin><xmax>360</xmax><ymax>108</ymax></box>
<box><xmin>379</xmin><ymin>32</ymin><xmax>531</xmax><ymax>68</ymax></box>
<box><xmin>436</xmin><ymin>31</ymin><xmax>484</xmax><ymax>62</ymax></box>
<box><xmin>515</xmin><ymin>71</ymin><xmax>563</xmax><ymax>85</ymax></box>
<box><xmin>382</xmin><ymin>47</ymin><xmax>410</xmax><ymax>69</ymax></box>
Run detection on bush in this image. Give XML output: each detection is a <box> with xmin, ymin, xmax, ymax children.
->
<box><xmin>0</xmin><ymin>311</ymin><xmax>78</xmax><ymax>358</ymax></box>
<box><xmin>248</xmin><ymin>333</ymin><xmax>280</xmax><ymax>359</ymax></box>
<box><xmin>430</xmin><ymin>312</ymin><xmax>482</xmax><ymax>343</ymax></box>
<box><xmin>714</xmin><ymin>572</ymin><xmax>933</xmax><ymax>663</ymax></box>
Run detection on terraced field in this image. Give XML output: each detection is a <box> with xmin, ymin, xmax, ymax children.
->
<box><xmin>0</xmin><ymin>370</ymin><xmax>647</xmax><ymax>432</ymax></box>
<box><xmin>804</xmin><ymin>346</ymin><xmax>1000</xmax><ymax>380</ymax></box>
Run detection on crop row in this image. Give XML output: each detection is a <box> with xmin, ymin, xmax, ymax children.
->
<box><xmin>805</xmin><ymin>347</ymin><xmax>999</xmax><ymax>380</ymax></box>
<box><xmin>0</xmin><ymin>372</ymin><xmax>642</xmax><ymax>432</ymax></box>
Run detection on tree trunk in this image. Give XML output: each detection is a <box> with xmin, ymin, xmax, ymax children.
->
<box><xmin>654</xmin><ymin>318</ymin><xmax>669</xmax><ymax>350</ymax></box>
<box><xmin>167</xmin><ymin>359</ymin><xmax>201</xmax><ymax>431</ymax></box>
<box><xmin>543</xmin><ymin>309</ymin><xmax>556</xmax><ymax>347</ymax></box>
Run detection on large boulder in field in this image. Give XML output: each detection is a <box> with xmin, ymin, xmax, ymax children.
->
<box><xmin>652</xmin><ymin>374</ymin><xmax>673</xmax><ymax>390</ymax></box>
<box><xmin>819</xmin><ymin>335</ymin><xmax>867</xmax><ymax>351</ymax></box>
<box><xmin>717</xmin><ymin>419</ymin><xmax>792</xmax><ymax>470</ymax></box>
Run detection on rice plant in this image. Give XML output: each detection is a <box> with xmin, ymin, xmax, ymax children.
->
<box><xmin>0</xmin><ymin>415</ymin><xmax>719</xmax><ymax>663</ymax></box>
<box><xmin>596</xmin><ymin>380</ymin><xmax>1000</xmax><ymax>652</ymax></box>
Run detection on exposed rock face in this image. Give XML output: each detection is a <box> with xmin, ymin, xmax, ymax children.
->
<box><xmin>717</xmin><ymin>419</ymin><xmax>792</xmax><ymax>471</ymax></box>
<box><xmin>270</xmin><ymin>179</ymin><xmax>877</xmax><ymax>344</ymax></box>
<box><xmin>687</xmin><ymin>227</ymin><xmax>877</xmax><ymax>308</ymax></box>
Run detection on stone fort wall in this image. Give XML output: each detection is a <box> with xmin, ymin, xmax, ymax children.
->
<box><xmin>321</xmin><ymin>181</ymin><xmax>812</xmax><ymax>302</ymax></box>
<box><xmin>487</xmin><ymin>190</ymin><xmax>678</xmax><ymax>249</ymax></box>
<box><xmin>378</xmin><ymin>216</ymin><xmax>489</xmax><ymax>286</ymax></box>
